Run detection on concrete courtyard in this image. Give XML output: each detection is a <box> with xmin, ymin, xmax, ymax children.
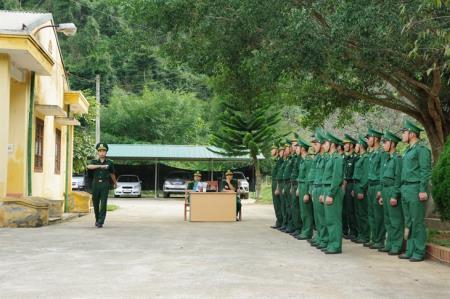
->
<box><xmin>0</xmin><ymin>198</ymin><xmax>449</xmax><ymax>299</ymax></box>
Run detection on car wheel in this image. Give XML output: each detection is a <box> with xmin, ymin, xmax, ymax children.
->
<box><xmin>114</xmin><ymin>195</ymin><xmax>119</xmax><ymax>198</ymax></box>
<box><xmin>163</xmin><ymin>192</ymin><xmax>169</xmax><ymax>198</ymax></box>
<box><xmin>137</xmin><ymin>194</ymin><xmax>141</xmax><ymax>198</ymax></box>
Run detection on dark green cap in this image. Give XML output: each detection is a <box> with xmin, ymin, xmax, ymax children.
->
<box><xmin>357</xmin><ymin>135</ymin><xmax>368</xmax><ymax>148</ymax></box>
<box><xmin>343</xmin><ymin>133</ymin><xmax>357</xmax><ymax>144</ymax></box>
<box><xmin>401</xmin><ymin>119</ymin><xmax>423</xmax><ymax>135</ymax></box>
<box><xmin>312</xmin><ymin>128</ymin><xmax>326</xmax><ymax>144</ymax></box>
<box><xmin>291</xmin><ymin>132</ymin><xmax>299</xmax><ymax>143</ymax></box>
<box><xmin>194</xmin><ymin>171</ymin><xmax>202</xmax><ymax>177</ymax></box>
<box><xmin>271</xmin><ymin>143</ymin><xmax>278</xmax><ymax>150</ymax></box>
<box><xmin>366</xmin><ymin>128</ymin><xmax>383</xmax><ymax>138</ymax></box>
<box><xmin>96</xmin><ymin>142</ymin><xmax>109</xmax><ymax>151</ymax></box>
<box><xmin>298</xmin><ymin>137</ymin><xmax>311</xmax><ymax>149</ymax></box>
<box><xmin>325</xmin><ymin>132</ymin><xmax>343</xmax><ymax>146</ymax></box>
<box><xmin>382</xmin><ymin>130</ymin><xmax>401</xmax><ymax>143</ymax></box>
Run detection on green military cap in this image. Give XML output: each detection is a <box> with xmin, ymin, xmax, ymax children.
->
<box><xmin>401</xmin><ymin>119</ymin><xmax>423</xmax><ymax>135</ymax></box>
<box><xmin>291</xmin><ymin>132</ymin><xmax>299</xmax><ymax>143</ymax></box>
<box><xmin>382</xmin><ymin>130</ymin><xmax>401</xmax><ymax>144</ymax></box>
<box><xmin>312</xmin><ymin>128</ymin><xmax>326</xmax><ymax>143</ymax></box>
<box><xmin>343</xmin><ymin>133</ymin><xmax>357</xmax><ymax>144</ymax></box>
<box><xmin>366</xmin><ymin>128</ymin><xmax>383</xmax><ymax>138</ymax></box>
<box><xmin>96</xmin><ymin>142</ymin><xmax>108</xmax><ymax>151</ymax></box>
<box><xmin>357</xmin><ymin>135</ymin><xmax>368</xmax><ymax>148</ymax></box>
<box><xmin>194</xmin><ymin>171</ymin><xmax>202</xmax><ymax>177</ymax></box>
<box><xmin>225</xmin><ymin>169</ymin><xmax>233</xmax><ymax>176</ymax></box>
<box><xmin>271</xmin><ymin>143</ymin><xmax>278</xmax><ymax>150</ymax></box>
<box><xmin>298</xmin><ymin>137</ymin><xmax>311</xmax><ymax>149</ymax></box>
<box><xmin>325</xmin><ymin>132</ymin><xmax>343</xmax><ymax>146</ymax></box>
<box><xmin>285</xmin><ymin>139</ymin><xmax>291</xmax><ymax>147</ymax></box>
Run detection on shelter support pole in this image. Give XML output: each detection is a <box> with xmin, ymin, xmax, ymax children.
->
<box><xmin>210</xmin><ymin>159</ymin><xmax>214</xmax><ymax>181</ymax></box>
<box><xmin>154</xmin><ymin>159</ymin><xmax>158</xmax><ymax>199</ymax></box>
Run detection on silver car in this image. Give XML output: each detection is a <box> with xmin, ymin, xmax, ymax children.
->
<box><xmin>232</xmin><ymin>171</ymin><xmax>250</xmax><ymax>199</ymax></box>
<box><xmin>72</xmin><ymin>174</ymin><xmax>86</xmax><ymax>191</ymax></box>
<box><xmin>163</xmin><ymin>172</ymin><xmax>191</xmax><ymax>198</ymax></box>
<box><xmin>114</xmin><ymin>175</ymin><xmax>142</xmax><ymax>198</ymax></box>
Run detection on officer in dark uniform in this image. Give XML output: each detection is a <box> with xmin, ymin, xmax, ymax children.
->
<box><xmin>220</xmin><ymin>169</ymin><xmax>241</xmax><ymax>220</ymax></box>
<box><xmin>87</xmin><ymin>143</ymin><xmax>117</xmax><ymax>228</ymax></box>
<box><xmin>342</xmin><ymin>134</ymin><xmax>359</xmax><ymax>240</ymax></box>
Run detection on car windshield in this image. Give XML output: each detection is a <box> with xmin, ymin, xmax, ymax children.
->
<box><xmin>233</xmin><ymin>173</ymin><xmax>246</xmax><ymax>180</ymax></box>
<box><xmin>167</xmin><ymin>173</ymin><xmax>191</xmax><ymax>180</ymax></box>
<box><xmin>118</xmin><ymin>175</ymin><xmax>139</xmax><ymax>182</ymax></box>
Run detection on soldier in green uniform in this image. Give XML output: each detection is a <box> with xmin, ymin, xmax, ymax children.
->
<box><xmin>296</xmin><ymin>137</ymin><xmax>314</xmax><ymax>240</ymax></box>
<box><xmin>220</xmin><ymin>170</ymin><xmax>242</xmax><ymax>220</ymax></box>
<box><xmin>314</xmin><ymin>130</ymin><xmax>330</xmax><ymax>250</ymax></box>
<box><xmin>321</xmin><ymin>132</ymin><xmax>345</xmax><ymax>254</ymax></box>
<box><xmin>275</xmin><ymin>144</ymin><xmax>288</xmax><ymax>231</ymax></box>
<box><xmin>365</xmin><ymin>128</ymin><xmax>386</xmax><ymax>249</ymax></box>
<box><xmin>307</xmin><ymin>130</ymin><xmax>322</xmax><ymax>245</ymax></box>
<box><xmin>379</xmin><ymin>131</ymin><xmax>403</xmax><ymax>255</ymax></box>
<box><xmin>281</xmin><ymin>141</ymin><xmax>296</xmax><ymax>233</ymax></box>
<box><xmin>271</xmin><ymin>143</ymin><xmax>283</xmax><ymax>229</ymax></box>
<box><xmin>87</xmin><ymin>143</ymin><xmax>117</xmax><ymax>228</ymax></box>
<box><xmin>289</xmin><ymin>135</ymin><xmax>302</xmax><ymax>236</ymax></box>
<box><xmin>342</xmin><ymin>134</ymin><xmax>358</xmax><ymax>240</ymax></box>
<box><xmin>398</xmin><ymin>120</ymin><xmax>432</xmax><ymax>262</ymax></box>
<box><xmin>352</xmin><ymin>136</ymin><xmax>370</xmax><ymax>244</ymax></box>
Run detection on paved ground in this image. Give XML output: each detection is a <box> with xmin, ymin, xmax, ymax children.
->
<box><xmin>1</xmin><ymin>199</ymin><xmax>449</xmax><ymax>299</ymax></box>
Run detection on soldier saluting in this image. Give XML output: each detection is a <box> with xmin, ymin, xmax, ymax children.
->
<box><xmin>87</xmin><ymin>143</ymin><xmax>117</xmax><ymax>228</ymax></box>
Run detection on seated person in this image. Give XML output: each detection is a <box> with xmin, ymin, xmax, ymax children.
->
<box><xmin>220</xmin><ymin>169</ymin><xmax>242</xmax><ymax>221</ymax></box>
<box><xmin>187</xmin><ymin>171</ymin><xmax>203</xmax><ymax>192</ymax></box>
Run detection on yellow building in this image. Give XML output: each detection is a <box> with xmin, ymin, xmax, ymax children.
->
<box><xmin>0</xmin><ymin>11</ymin><xmax>88</xmax><ymax>226</ymax></box>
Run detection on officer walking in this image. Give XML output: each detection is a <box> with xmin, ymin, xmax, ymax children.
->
<box><xmin>399</xmin><ymin>120</ymin><xmax>432</xmax><ymax>262</ymax></box>
<box><xmin>379</xmin><ymin>131</ymin><xmax>403</xmax><ymax>255</ymax></box>
<box><xmin>87</xmin><ymin>143</ymin><xmax>117</xmax><ymax>228</ymax></box>
<box><xmin>342</xmin><ymin>134</ymin><xmax>358</xmax><ymax>240</ymax></box>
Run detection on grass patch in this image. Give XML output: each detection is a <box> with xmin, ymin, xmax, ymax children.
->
<box><xmin>107</xmin><ymin>204</ymin><xmax>119</xmax><ymax>212</ymax></box>
<box><xmin>428</xmin><ymin>229</ymin><xmax>450</xmax><ymax>248</ymax></box>
<box><xmin>257</xmin><ymin>181</ymin><xmax>273</xmax><ymax>204</ymax></box>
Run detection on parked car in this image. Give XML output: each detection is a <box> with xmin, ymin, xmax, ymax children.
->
<box><xmin>163</xmin><ymin>171</ymin><xmax>191</xmax><ymax>198</ymax></box>
<box><xmin>114</xmin><ymin>175</ymin><xmax>142</xmax><ymax>198</ymax></box>
<box><xmin>72</xmin><ymin>174</ymin><xmax>86</xmax><ymax>191</ymax></box>
<box><xmin>227</xmin><ymin>171</ymin><xmax>250</xmax><ymax>199</ymax></box>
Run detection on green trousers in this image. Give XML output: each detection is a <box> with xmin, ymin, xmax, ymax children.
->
<box><xmin>367</xmin><ymin>182</ymin><xmax>385</xmax><ymax>245</ymax></box>
<box><xmin>381</xmin><ymin>185</ymin><xmax>404</xmax><ymax>253</ymax></box>
<box><xmin>284</xmin><ymin>182</ymin><xmax>294</xmax><ymax>230</ymax></box>
<box><xmin>299</xmin><ymin>182</ymin><xmax>314</xmax><ymax>239</ymax></box>
<box><xmin>401</xmin><ymin>183</ymin><xmax>427</xmax><ymax>260</ymax></box>
<box><xmin>272</xmin><ymin>180</ymin><xmax>282</xmax><ymax>226</ymax></box>
<box><xmin>290</xmin><ymin>182</ymin><xmax>302</xmax><ymax>233</ymax></box>
<box><xmin>311</xmin><ymin>185</ymin><xmax>321</xmax><ymax>243</ymax></box>
<box><xmin>354</xmin><ymin>182</ymin><xmax>370</xmax><ymax>242</ymax></box>
<box><xmin>317</xmin><ymin>187</ymin><xmax>328</xmax><ymax>247</ymax></box>
<box><xmin>343</xmin><ymin>182</ymin><xmax>357</xmax><ymax>237</ymax></box>
<box><xmin>280</xmin><ymin>181</ymin><xmax>288</xmax><ymax>227</ymax></box>
<box><xmin>92</xmin><ymin>182</ymin><xmax>109</xmax><ymax>225</ymax></box>
<box><xmin>324</xmin><ymin>186</ymin><xmax>344</xmax><ymax>252</ymax></box>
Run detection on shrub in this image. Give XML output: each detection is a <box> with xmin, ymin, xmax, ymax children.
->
<box><xmin>432</xmin><ymin>137</ymin><xmax>450</xmax><ymax>221</ymax></box>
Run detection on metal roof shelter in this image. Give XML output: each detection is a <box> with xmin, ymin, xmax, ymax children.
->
<box><xmin>107</xmin><ymin>144</ymin><xmax>265</xmax><ymax>198</ymax></box>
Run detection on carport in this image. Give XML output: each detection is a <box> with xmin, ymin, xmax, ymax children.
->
<box><xmin>107</xmin><ymin>144</ymin><xmax>265</xmax><ymax>198</ymax></box>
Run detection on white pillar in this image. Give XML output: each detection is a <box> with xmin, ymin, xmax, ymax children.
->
<box><xmin>0</xmin><ymin>54</ymin><xmax>11</xmax><ymax>197</ymax></box>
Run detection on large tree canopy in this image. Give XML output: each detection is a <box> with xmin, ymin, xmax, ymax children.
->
<box><xmin>126</xmin><ymin>0</ymin><xmax>450</xmax><ymax>160</ymax></box>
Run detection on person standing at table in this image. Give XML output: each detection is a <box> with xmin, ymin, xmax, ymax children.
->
<box><xmin>220</xmin><ymin>170</ymin><xmax>241</xmax><ymax>221</ymax></box>
<box><xmin>87</xmin><ymin>143</ymin><xmax>117</xmax><ymax>228</ymax></box>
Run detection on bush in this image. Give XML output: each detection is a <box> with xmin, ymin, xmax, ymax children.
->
<box><xmin>432</xmin><ymin>137</ymin><xmax>450</xmax><ymax>221</ymax></box>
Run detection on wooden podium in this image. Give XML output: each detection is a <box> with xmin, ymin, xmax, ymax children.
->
<box><xmin>189</xmin><ymin>192</ymin><xmax>236</xmax><ymax>222</ymax></box>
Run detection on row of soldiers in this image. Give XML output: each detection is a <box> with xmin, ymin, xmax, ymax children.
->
<box><xmin>270</xmin><ymin>120</ymin><xmax>432</xmax><ymax>261</ymax></box>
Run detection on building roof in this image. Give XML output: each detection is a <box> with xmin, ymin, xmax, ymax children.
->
<box><xmin>107</xmin><ymin>144</ymin><xmax>265</xmax><ymax>161</ymax></box>
<box><xmin>0</xmin><ymin>10</ymin><xmax>52</xmax><ymax>34</ymax></box>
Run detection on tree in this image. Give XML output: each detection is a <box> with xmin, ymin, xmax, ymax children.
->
<box><xmin>209</xmin><ymin>102</ymin><xmax>284</xmax><ymax>198</ymax></box>
<box><xmin>127</xmin><ymin>0</ymin><xmax>449</xmax><ymax>161</ymax></box>
<box><xmin>431</xmin><ymin>137</ymin><xmax>450</xmax><ymax>220</ymax></box>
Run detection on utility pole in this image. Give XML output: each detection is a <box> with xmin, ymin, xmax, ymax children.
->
<box><xmin>95</xmin><ymin>74</ymin><xmax>100</xmax><ymax>144</ymax></box>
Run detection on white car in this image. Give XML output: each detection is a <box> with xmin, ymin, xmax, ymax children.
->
<box><xmin>233</xmin><ymin>171</ymin><xmax>250</xmax><ymax>199</ymax></box>
<box><xmin>72</xmin><ymin>174</ymin><xmax>86</xmax><ymax>191</ymax></box>
<box><xmin>114</xmin><ymin>175</ymin><xmax>142</xmax><ymax>198</ymax></box>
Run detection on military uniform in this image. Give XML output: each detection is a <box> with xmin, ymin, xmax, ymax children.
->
<box><xmin>322</xmin><ymin>132</ymin><xmax>345</xmax><ymax>254</ymax></box>
<box><xmin>307</xmin><ymin>130</ymin><xmax>322</xmax><ymax>245</ymax></box>
<box><xmin>271</xmin><ymin>148</ymin><xmax>284</xmax><ymax>227</ymax></box>
<box><xmin>297</xmin><ymin>138</ymin><xmax>314</xmax><ymax>240</ymax></box>
<box><xmin>342</xmin><ymin>134</ymin><xmax>358</xmax><ymax>239</ymax></box>
<box><xmin>289</xmin><ymin>144</ymin><xmax>302</xmax><ymax>235</ymax></box>
<box><xmin>353</xmin><ymin>137</ymin><xmax>370</xmax><ymax>243</ymax></box>
<box><xmin>220</xmin><ymin>171</ymin><xmax>241</xmax><ymax>217</ymax></box>
<box><xmin>281</xmin><ymin>148</ymin><xmax>295</xmax><ymax>232</ymax></box>
<box><xmin>276</xmin><ymin>152</ymin><xmax>288</xmax><ymax>230</ymax></box>
<box><xmin>366</xmin><ymin>128</ymin><xmax>386</xmax><ymax>249</ymax></box>
<box><xmin>399</xmin><ymin>120</ymin><xmax>432</xmax><ymax>261</ymax></box>
<box><xmin>380</xmin><ymin>131</ymin><xmax>404</xmax><ymax>254</ymax></box>
<box><xmin>89</xmin><ymin>143</ymin><xmax>115</xmax><ymax>227</ymax></box>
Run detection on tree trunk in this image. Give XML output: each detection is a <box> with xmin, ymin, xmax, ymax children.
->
<box><xmin>254</xmin><ymin>157</ymin><xmax>262</xmax><ymax>199</ymax></box>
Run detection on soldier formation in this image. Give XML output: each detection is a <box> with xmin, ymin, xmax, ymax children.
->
<box><xmin>270</xmin><ymin>120</ymin><xmax>432</xmax><ymax>261</ymax></box>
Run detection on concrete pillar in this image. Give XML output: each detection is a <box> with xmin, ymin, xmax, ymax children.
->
<box><xmin>0</xmin><ymin>54</ymin><xmax>11</xmax><ymax>197</ymax></box>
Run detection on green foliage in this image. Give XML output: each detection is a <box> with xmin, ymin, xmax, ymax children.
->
<box><xmin>101</xmin><ymin>87</ymin><xmax>210</xmax><ymax>145</ymax></box>
<box><xmin>432</xmin><ymin>137</ymin><xmax>450</xmax><ymax>221</ymax></box>
<box><xmin>73</xmin><ymin>93</ymin><xmax>97</xmax><ymax>173</ymax></box>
